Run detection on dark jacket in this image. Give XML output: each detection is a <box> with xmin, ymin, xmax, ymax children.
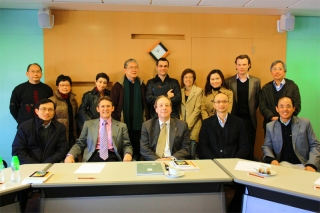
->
<box><xmin>259</xmin><ymin>78</ymin><xmax>301</xmax><ymax>128</ymax></box>
<box><xmin>77</xmin><ymin>87</ymin><xmax>110</xmax><ymax>129</ymax></box>
<box><xmin>146</xmin><ymin>75</ymin><xmax>181</xmax><ymax>119</ymax></box>
<box><xmin>12</xmin><ymin>117</ymin><xmax>69</xmax><ymax>164</ymax></box>
<box><xmin>110</xmin><ymin>76</ymin><xmax>149</xmax><ymax>122</ymax></box>
<box><xmin>198</xmin><ymin>114</ymin><xmax>249</xmax><ymax>159</ymax></box>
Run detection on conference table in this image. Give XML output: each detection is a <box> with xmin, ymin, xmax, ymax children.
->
<box><xmin>33</xmin><ymin>160</ymin><xmax>232</xmax><ymax>213</ymax></box>
<box><xmin>214</xmin><ymin>158</ymin><xmax>320</xmax><ymax>212</ymax></box>
<box><xmin>0</xmin><ymin>163</ymin><xmax>51</xmax><ymax>212</ymax></box>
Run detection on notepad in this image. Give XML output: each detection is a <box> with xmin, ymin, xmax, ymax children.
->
<box><xmin>137</xmin><ymin>163</ymin><xmax>164</xmax><ymax>176</ymax></box>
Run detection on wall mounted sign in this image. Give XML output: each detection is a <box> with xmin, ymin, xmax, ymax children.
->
<box><xmin>147</xmin><ymin>41</ymin><xmax>170</xmax><ymax>61</ymax></box>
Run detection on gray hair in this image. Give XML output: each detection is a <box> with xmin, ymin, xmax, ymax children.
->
<box><xmin>270</xmin><ymin>60</ymin><xmax>287</xmax><ymax>72</ymax></box>
<box><xmin>124</xmin><ymin>58</ymin><xmax>138</xmax><ymax>68</ymax></box>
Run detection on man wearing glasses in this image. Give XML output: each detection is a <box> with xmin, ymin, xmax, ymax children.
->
<box><xmin>198</xmin><ymin>92</ymin><xmax>249</xmax><ymax>212</ymax></box>
<box><xmin>10</xmin><ymin>63</ymin><xmax>53</xmax><ymax>127</ymax></box>
<box><xmin>146</xmin><ymin>58</ymin><xmax>181</xmax><ymax>119</ymax></box>
<box><xmin>259</xmin><ymin>60</ymin><xmax>301</xmax><ymax>131</ymax></box>
<box><xmin>12</xmin><ymin>99</ymin><xmax>68</xmax><ymax>164</ymax></box>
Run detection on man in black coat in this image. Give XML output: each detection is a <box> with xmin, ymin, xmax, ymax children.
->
<box><xmin>12</xmin><ymin>99</ymin><xmax>68</xmax><ymax>164</ymax></box>
<box><xmin>198</xmin><ymin>92</ymin><xmax>249</xmax><ymax>213</ymax></box>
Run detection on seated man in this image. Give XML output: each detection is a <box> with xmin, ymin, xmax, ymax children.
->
<box><xmin>198</xmin><ymin>92</ymin><xmax>249</xmax><ymax>213</ymax></box>
<box><xmin>140</xmin><ymin>95</ymin><xmax>190</xmax><ymax>161</ymax></box>
<box><xmin>65</xmin><ymin>96</ymin><xmax>133</xmax><ymax>162</ymax></box>
<box><xmin>12</xmin><ymin>99</ymin><xmax>69</xmax><ymax>164</ymax></box>
<box><xmin>262</xmin><ymin>96</ymin><xmax>320</xmax><ymax>172</ymax></box>
<box><xmin>198</xmin><ymin>92</ymin><xmax>249</xmax><ymax>159</ymax></box>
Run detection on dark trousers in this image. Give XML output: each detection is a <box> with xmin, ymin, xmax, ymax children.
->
<box><xmin>228</xmin><ymin>183</ymin><xmax>245</xmax><ymax>213</ymax></box>
<box><xmin>88</xmin><ymin>150</ymin><xmax>119</xmax><ymax>162</ymax></box>
<box><xmin>128</xmin><ymin>130</ymin><xmax>141</xmax><ymax>160</ymax></box>
<box><xmin>242</xmin><ymin>118</ymin><xmax>256</xmax><ymax>160</ymax></box>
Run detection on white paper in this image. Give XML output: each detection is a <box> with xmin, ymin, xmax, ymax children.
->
<box><xmin>314</xmin><ymin>178</ymin><xmax>320</xmax><ymax>185</ymax></box>
<box><xmin>74</xmin><ymin>163</ymin><xmax>106</xmax><ymax>173</ymax></box>
<box><xmin>234</xmin><ymin>161</ymin><xmax>270</xmax><ymax>172</ymax></box>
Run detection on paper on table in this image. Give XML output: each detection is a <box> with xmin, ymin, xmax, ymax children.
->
<box><xmin>314</xmin><ymin>178</ymin><xmax>320</xmax><ymax>185</ymax></box>
<box><xmin>74</xmin><ymin>163</ymin><xmax>105</xmax><ymax>173</ymax></box>
<box><xmin>234</xmin><ymin>161</ymin><xmax>270</xmax><ymax>172</ymax></box>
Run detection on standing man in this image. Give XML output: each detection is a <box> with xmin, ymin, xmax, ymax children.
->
<box><xmin>110</xmin><ymin>58</ymin><xmax>148</xmax><ymax>160</ymax></box>
<box><xmin>140</xmin><ymin>96</ymin><xmax>190</xmax><ymax>161</ymax></box>
<box><xmin>259</xmin><ymin>60</ymin><xmax>301</xmax><ymax>131</ymax></box>
<box><xmin>262</xmin><ymin>96</ymin><xmax>319</xmax><ymax>172</ymax></box>
<box><xmin>65</xmin><ymin>96</ymin><xmax>133</xmax><ymax>163</ymax></box>
<box><xmin>10</xmin><ymin>63</ymin><xmax>53</xmax><ymax>127</ymax></box>
<box><xmin>146</xmin><ymin>58</ymin><xmax>181</xmax><ymax>119</ymax></box>
<box><xmin>225</xmin><ymin>55</ymin><xmax>261</xmax><ymax>160</ymax></box>
<box><xmin>12</xmin><ymin>99</ymin><xmax>69</xmax><ymax>164</ymax></box>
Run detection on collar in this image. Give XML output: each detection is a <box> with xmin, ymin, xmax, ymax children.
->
<box><xmin>100</xmin><ymin>117</ymin><xmax>112</xmax><ymax>126</ymax></box>
<box><xmin>159</xmin><ymin>118</ymin><xmax>170</xmax><ymax>127</ymax></box>
<box><xmin>217</xmin><ymin>113</ymin><xmax>228</xmax><ymax>124</ymax></box>
<box><xmin>236</xmin><ymin>74</ymin><xmax>249</xmax><ymax>83</ymax></box>
<box><xmin>273</xmin><ymin>78</ymin><xmax>286</xmax><ymax>87</ymax></box>
<box><xmin>42</xmin><ymin>120</ymin><xmax>52</xmax><ymax>128</ymax></box>
<box><xmin>279</xmin><ymin>117</ymin><xmax>292</xmax><ymax>126</ymax></box>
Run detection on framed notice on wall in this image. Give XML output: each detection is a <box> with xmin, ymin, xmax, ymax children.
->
<box><xmin>147</xmin><ymin>41</ymin><xmax>170</xmax><ymax>61</ymax></box>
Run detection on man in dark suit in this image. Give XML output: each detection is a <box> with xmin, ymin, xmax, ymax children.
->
<box><xmin>225</xmin><ymin>54</ymin><xmax>261</xmax><ymax>160</ymax></box>
<box><xmin>64</xmin><ymin>96</ymin><xmax>133</xmax><ymax>163</ymax></box>
<box><xmin>140</xmin><ymin>95</ymin><xmax>190</xmax><ymax>161</ymax></box>
<box><xmin>262</xmin><ymin>96</ymin><xmax>319</xmax><ymax>172</ymax></box>
<box><xmin>198</xmin><ymin>92</ymin><xmax>249</xmax><ymax>213</ymax></box>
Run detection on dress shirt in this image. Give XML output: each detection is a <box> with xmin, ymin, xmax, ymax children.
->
<box><xmin>279</xmin><ymin>117</ymin><xmax>292</xmax><ymax>126</ymax></box>
<box><xmin>159</xmin><ymin>119</ymin><xmax>171</xmax><ymax>157</ymax></box>
<box><xmin>217</xmin><ymin>114</ymin><xmax>228</xmax><ymax>128</ymax></box>
<box><xmin>273</xmin><ymin>78</ymin><xmax>286</xmax><ymax>91</ymax></box>
<box><xmin>96</xmin><ymin>117</ymin><xmax>114</xmax><ymax>150</ymax></box>
<box><xmin>236</xmin><ymin>74</ymin><xmax>249</xmax><ymax>83</ymax></box>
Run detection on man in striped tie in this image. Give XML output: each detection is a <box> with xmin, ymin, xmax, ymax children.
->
<box><xmin>65</xmin><ymin>96</ymin><xmax>133</xmax><ymax>162</ymax></box>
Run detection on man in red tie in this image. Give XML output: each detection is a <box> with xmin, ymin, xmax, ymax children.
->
<box><xmin>64</xmin><ymin>96</ymin><xmax>133</xmax><ymax>162</ymax></box>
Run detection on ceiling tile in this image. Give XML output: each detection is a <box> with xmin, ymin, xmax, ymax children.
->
<box><xmin>199</xmin><ymin>0</ymin><xmax>249</xmax><ymax>7</ymax></box>
<box><xmin>53</xmin><ymin>0</ymin><xmax>101</xmax><ymax>2</ymax></box>
<box><xmin>152</xmin><ymin>0</ymin><xmax>200</xmax><ymax>6</ymax></box>
<box><xmin>245</xmin><ymin>0</ymin><xmax>301</xmax><ymax>8</ymax></box>
<box><xmin>290</xmin><ymin>0</ymin><xmax>320</xmax><ymax>9</ymax></box>
<box><xmin>103</xmin><ymin>0</ymin><xmax>150</xmax><ymax>4</ymax></box>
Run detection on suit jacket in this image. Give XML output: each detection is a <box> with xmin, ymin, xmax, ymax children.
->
<box><xmin>225</xmin><ymin>75</ymin><xmax>261</xmax><ymax>129</ymax></box>
<box><xmin>68</xmin><ymin>118</ymin><xmax>133</xmax><ymax>162</ymax></box>
<box><xmin>262</xmin><ymin>116</ymin><xmax>320</xmax><ymax>171</ymax></box>
<box><xmin>201</xmin><ymin>87</ymin><xmax>233</xmax><ymax>120</ymax></box>
<box><xmin>140</xmin><ymin>117</ymin><xmax>191</xmax><ymax>160</ymax></box>
<box><xmin>180</xmin><ymin>85</ymin><xmax>203</xmax><ymax>141</ymax></box>
<box><xmin>198</xmin><ymin>114</ymin><xmax>249</xmax><ymax>159</ymax></box>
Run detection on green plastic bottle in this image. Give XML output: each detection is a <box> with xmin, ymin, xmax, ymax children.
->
<box><xmin>11</xmin><ymin>156</ymin><xmax>20</xmax><ymax>183</ymax></box>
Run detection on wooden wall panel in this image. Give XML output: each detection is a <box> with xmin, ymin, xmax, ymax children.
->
<box><xmin>44</xmin><ymin>10</ymin><xmax>286</xmax><ymax>159</ymax></box>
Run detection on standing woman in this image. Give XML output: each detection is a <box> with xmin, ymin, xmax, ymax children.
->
<box><xmin>77</xmin><ymin>73</ymin><xmax>110</xmax><ymax>130</ymax></box>
<box><xmin>49</xmin><ymin>74</ymin><xmax>78</xmax><ymax>149</ymax></box>
<box><xmin>180</xmin><ymin>69</ymin><xmax>203</xmax><ymax>159</ymax></box>
<box><xmin>201</xmin><ymin>69</ymin><xmax>233</xmax><ymax>120</ymax></box>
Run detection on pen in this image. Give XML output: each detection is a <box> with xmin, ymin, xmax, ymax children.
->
<box><xmin>313</xmin><ymin>185</ymin><xmax>320</xmax><ymax>189</ymax></box>
<box><xmin>247</xmin><ymin>172</ymin><xmax>265</xmax><ymax>179</ymax></box>
<box><xmin>76</xmin><ymin>177</ymin><xmax>96</xmax><ymax>180</ymax></box>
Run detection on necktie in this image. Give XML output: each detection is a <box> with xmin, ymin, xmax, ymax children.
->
<box><xmin>100</xmin><ymin>120</ymin><xmax>109</xmax><ymax>160</ymax></box>
<box><xmin>156</xmin><ymin>123</ymin><xmax>167</xmax><ymax>158</ymax></box>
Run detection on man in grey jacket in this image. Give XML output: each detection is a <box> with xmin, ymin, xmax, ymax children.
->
<box><xmin>262</xmin><ymin>96</ymin><xmax>319</xmax><ymax>172</ymax></box>
<box><xmin>65</xmin><ymin>96</ymin><xmax>133</xmax><ymax>163</ymax></box>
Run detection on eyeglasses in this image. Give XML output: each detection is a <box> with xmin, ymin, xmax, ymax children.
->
<box><xmin>28</xmin><ymin>70</ymin><xmax>42</xmax><ymax>74</ymax></box>
<box><xmin>271</xmin><ymin>68</ymin><xmax>284</xmax><ymax>71</ymax></box>
<box><xmin>126</xmin><ymin>66</ymin><xmax>139</xmax><ymax>70</ymax></box>
<box><xmin>39</xmin><ymin>107</ymin><xmax>54</xmax><ymax>112</ymax></box>
<box><xmin>214</xmin><ymin>100</ymin><xmax>228</xmax><ymax>104</ymax></box>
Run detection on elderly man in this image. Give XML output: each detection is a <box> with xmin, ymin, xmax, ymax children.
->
<box><xmin>65</xmin><ymin>96</ymin><xmax>133</xmax><ymax>163</ymax></box>
<box><xmin>140</xmin><ymin>95</ymin><xmax>190</xmax><ymax>161</ymax></box>
<box><xmin>262</xmin><ymin>96</ymin><xmax>320</xmax><ymax>172</ymax></box>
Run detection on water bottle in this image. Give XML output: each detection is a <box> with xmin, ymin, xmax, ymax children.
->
<box><xmin>0</xmin><ymin>157</ymin><xmax>4</xmax><ymax>183</ymax></box>
<box><xmin>11</xmin><ymin>156</ymin><xmax>20</xmax><ymax>183</ymax></box>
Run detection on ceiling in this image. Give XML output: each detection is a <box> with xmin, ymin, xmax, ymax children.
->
<box><xmin>1</xmin><ymin>0</ymin><xmax>320</xmax><ymax>16</ymax></box>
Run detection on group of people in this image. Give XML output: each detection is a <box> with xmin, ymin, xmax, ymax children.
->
<box><xmin>9</xmin><ymin>56</ymin><xmax>319</xmax><ymax>173</ymax></box>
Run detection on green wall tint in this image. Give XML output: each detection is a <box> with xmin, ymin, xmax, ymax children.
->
<box><xmin>0</xmin><ymin>9</ymin><xmax>44</xmax><ymax>164</ymax></box>
<box><xmin>287</xmin><ymin>16</ymin><xmax>320</xmax><ymax>137</ymax></box>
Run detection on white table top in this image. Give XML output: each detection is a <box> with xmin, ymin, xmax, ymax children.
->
<box><xmin>214</xmin><ymin>158</ymin><xmax>320</xmax><ymax>201</ymax></box>
<box><xmin>33</xmin><ymin>160</ymin><xmax>232</xmax><ymax>187</ymax></box>
<box><xmin>0</xmin><ymin>163</ymin><xmax>51</xmax><ymax>195</ymax></box>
